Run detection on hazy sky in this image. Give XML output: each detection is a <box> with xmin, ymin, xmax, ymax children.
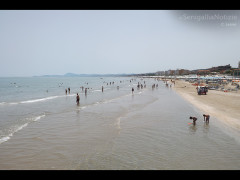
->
<box><xmin>0</xmin><ymin>10</ymin><xmax>240</xmax><ymax>77</ymax></box>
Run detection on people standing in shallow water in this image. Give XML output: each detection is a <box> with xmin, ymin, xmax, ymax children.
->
<box><xmin>132</xmin><ymin>87</ymin><xmax>134</xmax><ymax>94</ymax></box>
<box><xmin>102</xmin><ymin>86</ymin><xmax>104</xmax><ymax>92</ymax></box>
<box><xmin>68</xmin><ymin>87</ymin><xmax>70</xmax><ymax>94</ymax></box>
<box><xmin>85</xmin><ymin>88</ymin><xmax>87</xmax><ymax>96</ymax></box>
<box><xmin>76</xmin><ymin>93</ymin><xmax>80</xmax><ymax>105</ymax></box>
<box><xmin>189</xmin><ymin>116</ymin><xmax>197</xmax><ymax>125</ymax></box>
<box><xmin>65</xmin><ymin>89</ymin><xmax>68</xmax><ymax>95</ymax></box>
<box><xmin>203</xmin><ymin>114</ymin><xmax>210</xmax><ymax>123</ymax></box>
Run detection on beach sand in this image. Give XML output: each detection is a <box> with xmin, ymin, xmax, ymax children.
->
<box><xmin>172</xmin><ymin>79</ymin><xmax>240</xmax><ymax>131</ymax></box>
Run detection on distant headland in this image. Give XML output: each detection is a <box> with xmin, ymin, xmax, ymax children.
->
<box><xmin>33</xmin><ymin>73</ymin><xmax>136</xmax><ymax>77</ymax></box>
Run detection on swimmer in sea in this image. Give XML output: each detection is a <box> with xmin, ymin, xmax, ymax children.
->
<box><xmin>76</xmin><ymin>93</ymin><xmax>80</xmax><ymax>105</ymax></box>
<box><xmin>189</xmin><ymin>116</ymin><xmax>197</xmax><ymax>125</ymax></box>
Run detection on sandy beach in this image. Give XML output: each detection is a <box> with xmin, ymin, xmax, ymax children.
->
<box><xmin>172</xmin><ymin>79</ymin><xmax>240</xmax><ymax>131</ymax></box>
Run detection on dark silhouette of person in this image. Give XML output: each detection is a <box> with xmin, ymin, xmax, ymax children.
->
<box><xmin>203</xmin><ymin>114</ymin><xmax>210</xmax><ymax>123</ymax></box>
<box><xmin>76</xmin><ymin>93</ymin><xmax>80</xmax><ymax>105</ymax></box>
<box><xmin>189</xmin><ymin>116</ymin><xmax>197</xmax><ymax>125</ymax></box>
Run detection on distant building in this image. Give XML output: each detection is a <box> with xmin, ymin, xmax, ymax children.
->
<box><xmin>179</xmin><ymin>69</ymin><xmax>190</xmax><ymax>75</ymax></box>
<box><xmin>155</xmin><ymin>63</ymin><xmax>234</xmax><ymax>77</ymax></box>
<box><xmin>208</xmin><ymin>64</ymin><xmax>231</xmax><ymax>73</ymax></box>
<box><xmin>155</xmin><ymin>71</ymin><xmax>165</xmax><ymax>76</ymax></box>
<box><xmin>166</xmin><ymin>70</ymin><xmax>175</xmax><ymax>76</ymax></box>
<box><xmin>197</xmin><ymin>70</ymin><xmax>211</xmax><ymax>75</ymax></box>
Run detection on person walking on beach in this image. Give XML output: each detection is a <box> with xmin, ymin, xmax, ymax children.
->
<box><xmin>76</xmin><ymin>93</ymin><xmax>80</xmax><ymax>105</ymax></box>
<box><xmin>203</xmin><ymin>114</ymin><xmax>210</xmax><ymax>123</ymax></box>
<box><xmin>189</xmin><ymin>116</ymin><xmax>197</xmax><ymax>125</ymax></box>
<box><xmin>102</xmin><ymin>86</ymin><xmax>104</xmax><ymax>92</ymax></box>
<box><xmin>132</xmin><ymin>87</ymin><xmax>134</xmax><ymax>94</ymax></box>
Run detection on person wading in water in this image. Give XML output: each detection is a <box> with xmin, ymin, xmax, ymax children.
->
<box><xmin>76</xmin><ymin>93</ymin><xmax>80</xmax><ymax>105</ymax></box>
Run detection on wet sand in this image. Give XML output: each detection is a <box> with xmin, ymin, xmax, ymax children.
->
<box><xmin>172</xmin><ymin>79</ymin><xmax>240</xmax><ymax>131</ymax></box>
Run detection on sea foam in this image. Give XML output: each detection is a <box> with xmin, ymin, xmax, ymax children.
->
<box><xmin>0</xmin><ymin>114</ymin><xmax>46</xmax><ymax>144</ymax></box>
<box><xmin>1</xmin><ymin>95</ymin><xmax>66</xmax><ymax>106</ymax></box>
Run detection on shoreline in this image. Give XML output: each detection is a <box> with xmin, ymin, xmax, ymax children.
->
<box><xmin>1</xmin><ymin>77</ymin><xmax>240</xmax><ymax>169</ymax></box>
<box><xmin>172</xmin><ymin>79</ymin><xmax>240</xmax><ymax>131</ymax></box>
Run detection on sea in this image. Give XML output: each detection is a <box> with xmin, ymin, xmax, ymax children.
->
<box><xmin>0</xmin><ymin>76</ymin><xmax>240</xmax><ymax>170</ymax></box>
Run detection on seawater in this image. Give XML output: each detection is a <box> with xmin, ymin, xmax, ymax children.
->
<box><xmin>0</xmin><ymin>76</ymin><xmax>132</xmax><ymax>144</ymax></box>
<box><xmin>0</xmin><ymin>76</ymin><xmax>240</xmax><ymax>170</ymax></box>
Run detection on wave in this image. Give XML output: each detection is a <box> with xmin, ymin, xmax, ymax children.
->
<box><xmin>0</xmin><ymin>88</ymin><xmax>141</xmax><ymax>106</ymax></box>
<box><xmin>20</xmin><ymin>96</ymin><xmax>59</xmax><ymax>104</ymax></box>
<box><xmin>92</xmin><ymin>89</ymin><xmax>102</xmax><ymax>92</ymax></box>
<box><xmin>0</xmin><ymin>114</ymin><xmax>45</xmax><ymax>144</ymax></box>
<box><xmin>0</xmin><ymin>102</ymin><xmax>6</xmax><ymax>105</ymax></box>
<box><xmin>0</xmin><ymin>95</ymin><xmax>70</xmax><ymax>106</ymax></box>
<box><xmin>32</xmin><ymin>114</ymin><xmax>46</xmax><ymax>121</ymax></box>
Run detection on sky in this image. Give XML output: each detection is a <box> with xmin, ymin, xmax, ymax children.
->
<box><xmin>0</xmin><ymin>10</ymin><xmax>240</xmax><ymax>77</ymax></box>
